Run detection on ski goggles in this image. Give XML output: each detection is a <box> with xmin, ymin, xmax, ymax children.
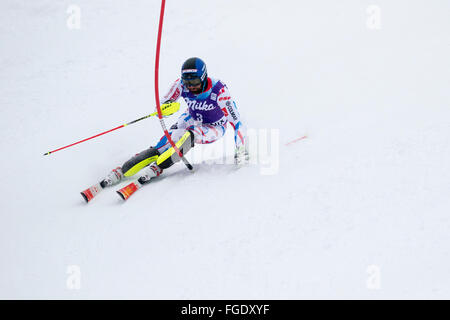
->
<box><xmin>182</xmin><ymin>77</ymin><xmax>202</xmax><ymax>87</ymax></box>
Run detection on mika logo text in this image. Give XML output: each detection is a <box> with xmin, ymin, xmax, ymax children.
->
<box><xmin>186</xmin><ymin>100</ymin><xmax>215</xmax><ymax>111</ymax></box>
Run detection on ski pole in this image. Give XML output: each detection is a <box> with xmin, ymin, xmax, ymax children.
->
<box><xmin>43</xmin><ymin>103</ymin><xmax>180</xmax><ymax>156</ymax></box>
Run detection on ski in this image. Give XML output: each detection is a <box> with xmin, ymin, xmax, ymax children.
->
<box><xmin>80</xmin><ymin>182</ymin><xmax>104</xmax><ymax>203</ymax></box>
<box><xmin>82</xmin><ymin>166</ymin><xmax>158</xmax><ymax>202</ymax></box>
<box><xmin>116</xmin><ymin>180</ymin><xmax>143</xmax><ymax>201</ymax></box>
<box><xmin>116</xmin><ymin>164</ymin><xmax>161</xmax><ymax>201</ymax></box>
<box><xmin>80</xmin><ymin>179</ymin><xmax>148</xmax><ymax>202</ymax></box>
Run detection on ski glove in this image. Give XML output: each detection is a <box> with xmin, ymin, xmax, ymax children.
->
<box><xmin>157</xmin><ymin>101</ymin><xmax>181</xmax><ymax>118</ymax></box>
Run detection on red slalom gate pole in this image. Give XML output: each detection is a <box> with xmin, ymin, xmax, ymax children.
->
<box><xmin>154</xmin><ymin>0</ymin><xmax>193</xmax><ymax>170</ymax></box>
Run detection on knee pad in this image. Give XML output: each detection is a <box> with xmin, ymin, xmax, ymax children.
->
<box><xmin>122</xmin><ymin>147</ymin><xmax>160</xmax><ymax>177</ymax></box>
<box><xmin>157</xmin><ymin>130</ymin><xmax>194</xmax><ymax>169</ymax></box>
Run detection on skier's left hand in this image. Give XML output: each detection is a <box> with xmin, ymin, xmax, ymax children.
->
<box><xmin>234</xmin><ymin>145</ymin><xmax>249</xmax><ymax>166</ymax></box>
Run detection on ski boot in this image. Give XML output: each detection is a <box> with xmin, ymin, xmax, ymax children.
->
<box><xmin>80</xmin><ymin>167</ymin><xmax>123</xmax><ymax>203</ymax></box>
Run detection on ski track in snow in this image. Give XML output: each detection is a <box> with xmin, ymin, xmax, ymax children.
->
<box><xmin>1</xmin><ymin>0</ymin><xmax>449</xmax><ymax>299</ymax></box>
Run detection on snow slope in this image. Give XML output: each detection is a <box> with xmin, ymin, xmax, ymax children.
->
<box><xmin>1</xmin><ymin>0</ymin><xmax>449</xmax><ymax>299</ymax></box>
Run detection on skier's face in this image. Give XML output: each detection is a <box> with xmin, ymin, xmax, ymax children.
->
<box><xmin>186</xmin><ymin>83</ymin><xmax>202</xmax><ymax>94</ymax></box>
<box><xmin>182</xmin><ymin>76</ymin><xmax>203</xmax><ymax>94</ymax></box>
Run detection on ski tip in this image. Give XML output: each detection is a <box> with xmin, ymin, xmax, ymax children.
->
<box><xmin>80</xmin><ymin>184</ymin><xmax>102</xmax><ymax>203</ymax></box>
<box><xmin>116</xmin><ymin>190</ymin><xmax>126</xmax><ymax>201</ymax></box>
<box><xmin>80</xmin><ymin>192</ymin><xmax>89</xmax><ymax>203</ymax></box>
<box><xmin>116</xmin><ymin>182</ymin><xmax>140</xmax><ymax>201</ymax></box>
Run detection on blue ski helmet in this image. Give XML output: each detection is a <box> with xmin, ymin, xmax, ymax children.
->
<box><xmin>181</xmin><ymin>57</ymin><xmax>208</xmax><ymax>92</ymax></box>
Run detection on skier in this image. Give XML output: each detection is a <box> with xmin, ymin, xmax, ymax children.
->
<box><xmin>81</xmin><ymin>57</ymin><xmax>248</xmax><ymax>201</ymax></box>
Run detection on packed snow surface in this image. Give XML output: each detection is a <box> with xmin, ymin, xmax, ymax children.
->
<box><xmin>1</xmin><ymin>0</ymin><xmax>449</xmax><ymax>299</ymax></box>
